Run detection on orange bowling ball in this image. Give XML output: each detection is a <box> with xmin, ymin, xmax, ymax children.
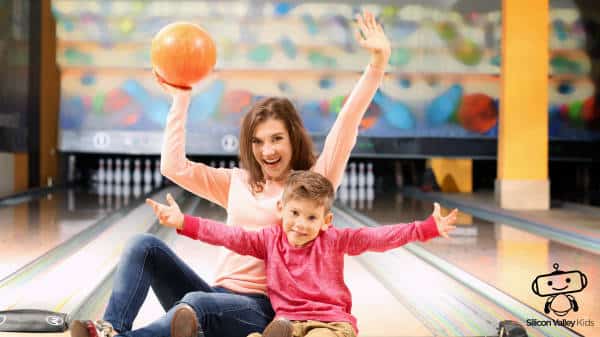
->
<box><xmin>151</xmin><ymin>22</ymin><xmax>216</xmax><ymax>89</ymax></box>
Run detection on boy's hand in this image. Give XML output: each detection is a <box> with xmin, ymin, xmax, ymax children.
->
<box><xmin>354</xmin><ymin>9</ymin><xmax>391</xmax><ymax>61</ymax></box>
<box><xmin>146</xmin><ymin>193</ymin><xmax>184</xmax><ymax>230</ymax></box>
<box><xmin>431</xmin><ymin>202</ymin><xmax>458</xmax><ymax>238</ymax></box>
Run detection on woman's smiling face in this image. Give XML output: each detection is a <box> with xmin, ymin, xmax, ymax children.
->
<box><xmin>251</xmin><ymin>118</ymin><xmax>293</xmax><ymax>181</ymax></box>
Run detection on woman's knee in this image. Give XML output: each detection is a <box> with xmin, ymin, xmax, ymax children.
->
<box><xmin>178</xmin><ymin>292</ymin><xmax>208</xmax><ymax>314</ymax></box>
<box><xmin>122</xmin><ymin>233</ymin><xmax>165</xmax><ymax>259</ymax></box>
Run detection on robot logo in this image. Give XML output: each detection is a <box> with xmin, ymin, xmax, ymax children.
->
<box><xmin>531</xmin><ymin>263</ymin><xmax>588</xmax><ymax>317</ymax></box>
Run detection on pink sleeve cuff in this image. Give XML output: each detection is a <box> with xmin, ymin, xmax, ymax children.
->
<box><xmin>420</xmin><ymin>216</ymin><xmax>440</xmax><ymax>241</ymax></box>
<box><xmin>177</xmin><ymin>214</ymin><xmax>200</xmax><ymax>239</ymax></box>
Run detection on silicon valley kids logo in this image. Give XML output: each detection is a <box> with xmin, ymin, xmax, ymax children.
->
<box><xmin>527</xmin><ymin>263</ymin><xmax>594</xmax><ymax>328</ymax></box>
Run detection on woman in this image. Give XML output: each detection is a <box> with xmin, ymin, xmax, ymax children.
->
<box><xmin>70</xmin><ymin>9</ymin><xmax>390</xmax><ymax>337</ymax></box>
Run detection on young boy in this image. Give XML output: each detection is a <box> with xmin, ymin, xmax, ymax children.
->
<box><xmin>147</xmin><ymin>171</ymin><xmax>457</xmax><ymax>337</ymax></box>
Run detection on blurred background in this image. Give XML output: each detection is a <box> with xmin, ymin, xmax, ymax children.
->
<box><xmin>1</xmin><ymin>0</ymin><xmax>599</xmax><ymax>204</ymax></box>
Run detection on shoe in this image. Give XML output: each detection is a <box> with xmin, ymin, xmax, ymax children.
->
<box><xmin>262</xmin><ymin>318</ymin><xmax>293</xmax><ymax>337</ymax></box>
<box><xmin>171</xmin><ymin>304</ymin><xmax>199</xmax><ymax>337</ymax></box>
<box><xmin>70</xmin><ymin>320</ymin><xmax>115</xmax><ymax>337</ymax></box>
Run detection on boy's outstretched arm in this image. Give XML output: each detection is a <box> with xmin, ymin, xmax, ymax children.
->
<box><xmin>337</xmin><ymin>203</ymin><xmax>457</xmax><ymax>255</ymax></box>
<box><xmin>146</xmin><ymin>194</ymin><xmax>267</xmax><ymax>259</ymax></box>
<box><xmin>337</xmin><ymin>217</ymin><xmax>437</xmax><ymax>256</ymax></box>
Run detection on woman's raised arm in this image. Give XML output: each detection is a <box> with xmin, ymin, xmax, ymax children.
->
<box><xmin>160</xmin><ymin>88</ymin><xmax>231</xmax><ymax>208</ymax></box>
<box><xmin>313</xmin><ymin>10</ymin><xmax>390</xmax><ymax>189</ymax></box>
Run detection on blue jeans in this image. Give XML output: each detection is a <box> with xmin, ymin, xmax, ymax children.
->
<box><xmin>103</xmin><ymin>234</ymin><xmax>274</xmax><ymax>337</ymax></box>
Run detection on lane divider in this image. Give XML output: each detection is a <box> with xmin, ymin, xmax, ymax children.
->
<box><xmin>403</xmin><ymin>187</ymin><xmax>600</xmax><ymax>254</ymax></box>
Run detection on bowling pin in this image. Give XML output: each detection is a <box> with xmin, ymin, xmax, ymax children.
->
<box><xmin>97</xmin><ymin>158</ymin><xmax>106</xmax><ymax>184</ymax></box>
<box><xmin>357</xmin><ymin>162</ymin><xmax>365</xmax><ymax>187</ymax></box>
<box><xmin>349</xmin><ymin>162</ymin><xmax>357</xmax><ymax>187</ymax></box>
<box><xmin>154</xmin><ymin>159</ymin><xmax>163</xmax><ymax>188</ymax></box>
<box><xmin>67</xmin><ymin>155</ymin><xmax>76</xmax><ymax>183</ymax></box>
<box><xmin>114</xmin><ymin>159</ymin><xmax>122</xmax><ymax>185</ymax></box>
<box><xmin>366</xmin><ymin>162</ymin><xmax>374</xmax><ymax>187</ymax></box>
<box><xmin>122</xmin><ymin>159</ymin><xmax>131</xmax><ymax>185</ymax></box>
<box><xmin>144</xmin><ymin>159</ymin><xmax>153</xmax><ymax>186</ymax></box>
<box><xmin>133</xmin><ymin>159</ymin><xmax>142</xmax><ymax>185</ymax></box>
<box><xmin>105</xmin><ymin>158</ymin><xmax>113</xmax><ymax>184</ymax></box>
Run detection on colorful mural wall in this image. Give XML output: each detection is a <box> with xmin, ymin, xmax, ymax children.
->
<box><xmin>53</xmin><ymin>1</ymin><xmax>600</xmax><ymax>155</ymax></box>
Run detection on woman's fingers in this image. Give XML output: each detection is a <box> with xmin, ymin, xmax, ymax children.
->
<box><xmin>365</xmin><ymin>9</ymin><xmax>376</xmax><ymax>30</ymax></box>
<box><xmin>355</xmin><ymin>13</ymin><xmax>368</xmax><ymax>38</ymax></box>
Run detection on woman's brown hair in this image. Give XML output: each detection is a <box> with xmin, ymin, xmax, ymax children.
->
<box><xmin>239</xmin><ymin>97</ymin><xmax>316</xmax><ymax>192</ymax></box>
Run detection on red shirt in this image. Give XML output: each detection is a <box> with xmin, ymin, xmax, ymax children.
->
<box><xmin>179</xmin><ymin>215</ymin><xmax>439</xmax><ymax>333</ymax></box>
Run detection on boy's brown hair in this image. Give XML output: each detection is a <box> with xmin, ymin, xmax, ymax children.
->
<box><xmin>282</xmin><ymin>171</ymin><xmax>335</xmax><ymax>212</ymax></box>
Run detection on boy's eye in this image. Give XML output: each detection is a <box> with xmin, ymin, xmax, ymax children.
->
<box><xmin>291</xmin><ymin>210</ymin><xmax>299</xmax><ymax>216</ymax></box>
<box><xmin>308</xmin><ymin>216</ymin><xmax>317</xmax><ymax>221</ymax></box>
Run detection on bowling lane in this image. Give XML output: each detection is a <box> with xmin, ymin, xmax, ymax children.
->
<box><xmin>353</xmin><ymin>191</ymin><xmax>599</xmax><ymax>337</ymax></box>
<box><xmin>0</xmin><ymin>187</ymin><xmax>113</xmax><ymax>280</ymax></box>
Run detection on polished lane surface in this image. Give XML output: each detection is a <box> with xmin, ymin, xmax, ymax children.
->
<box><xmin>0</xmin><ymin>188</ymin><xmax>114</xmax><ymax>280</ymax></box>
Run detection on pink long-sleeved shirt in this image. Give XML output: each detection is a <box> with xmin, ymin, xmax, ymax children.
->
<box><xmin>178</xmin><ymin>215</ymin><xmax>439</xmax><ymax>334</ymax></box>
<box><xmin>161</xmin><ymin>65</ymin><xmax>385</xmax><ymax>294</ymax></box>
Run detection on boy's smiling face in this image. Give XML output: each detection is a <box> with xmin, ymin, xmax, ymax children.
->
<box><xmin>278</xmin><ymin>198</ymin><xmax>333</xmax><ymax>247</ymax></box>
